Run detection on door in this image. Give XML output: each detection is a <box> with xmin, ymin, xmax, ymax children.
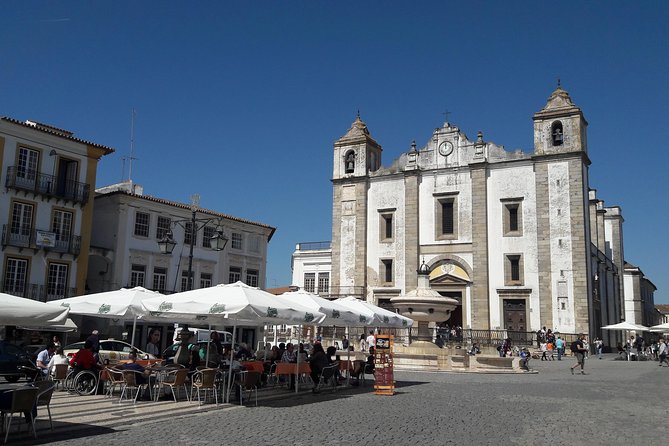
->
<box><xmin>503</xmin><ymin>299</ymin><xmax>527</xmax><ymax>331</ymax></box>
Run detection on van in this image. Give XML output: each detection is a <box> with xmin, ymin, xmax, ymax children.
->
<box><xmin>172</xmin><ymin>326</ymin><xmax>233</xmax><ymax>344</ymax></box>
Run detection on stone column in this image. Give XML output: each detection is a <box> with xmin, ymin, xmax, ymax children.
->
<box><xmin>534</xmin><ymin>161</ymin><xmax>553</xmax><ymax>329</ymax></box>
<box><xmin>470</xmin><ymin>163</ymin><xmax>490</xmax><ymax>330</ymax></box>
<box><xmin>404</xmin><ymin>172</ymin><xmax>420</xmax><ymax>292</ymax></box>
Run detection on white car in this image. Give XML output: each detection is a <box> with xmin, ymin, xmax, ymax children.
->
<box><xmin>63</xmin><ymin>339</ymin><xmax>155</xmax><ymax>362</ymax></box>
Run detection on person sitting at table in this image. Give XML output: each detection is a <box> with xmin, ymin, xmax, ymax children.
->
<box><xmin>36</xmin><ymin>343</ymin><xmax>56</xmax><ymax>377</ymax></box>
<box><xmin>364</xmin><ymin>347</ymin><xmax>376</xmax><ymax>375</ymax></box>
<box><xmin>47</xmin><ymin>346</ymin><xmax>69</xmax><ymax>376</ymax></box>
<box><xmin>70</xmin><ymin>340</ymin><xmax>101</xmax><ymax>371</ymax></box>
<box><xmin>309</xmin><ymin>344</ymin><xmax>327</xmax><ymax>394</ymax></box>
<box><xmin>222</xmin><ymin>344</ymin><xmax>242</xmax><ymax>369</ymax></box>
<box><xmin>122</xmin><ymin>352</ymin><xmax>154</xmax><ymax>400</ymax></box>
<box><xmin>235</xmin><ymin>343</ymin><xmax>253</xmax><ymax>361</ymax></box>
<box><xmin>199</xmin><ymin>341</ymin><xmax>221</xmax><ymax>367</ymax></box>
<box><xmin>256</xmin><ymin>342</ymin><xmax>272</xmax><ymax>361</ymax></box>
<box><xmin>269</xmin><ymin>345</ymin><xmax>281</xmax><ymax>363</ymax></box>
<box><xmin>281</xmin><ymin>343</ymin><xmax>298</xmax><ymax>389</ymax></box>
<box><xmin>325</xmin><ymin>346</ymin><xmax>343</xmax><ymax>382</ymax></box>
<box><xmin>298</xmin><ymin>343</ymin><xmax>309</xmax><ymax>362</ymax></box>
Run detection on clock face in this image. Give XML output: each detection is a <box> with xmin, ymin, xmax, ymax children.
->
<box><xmin>438</xmin><ymin>141</ymin><xmax>454</xmax><ymax>157</ymax></box>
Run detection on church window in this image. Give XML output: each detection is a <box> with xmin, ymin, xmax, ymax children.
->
<box><xmin>378</xmin><ymin>209</ymin><xmax>396</xmax><ymax>242</ymax></box>
<box><xmin>434</xmin><ymin>193</ymin><xmax>458</xmax><ymax>241</ymax></box>
<box><xmin>504</xmin><ymin>254</ymin><xmax>524</xmax><ymax>286</ymax></box>
<box><xmin>502</xmin><ymin>199</ymin><xmax>523</xmax><ymax>236</ymax></box>
<box><xmin>381</xmin><ymin>259</ymin><xmax>394</xmax><ymax>284</ymax></box>
<box><xmin>344</xmin><ymin>151</ymin><xmax>355</xmax><ymax>173</ymax></box>
<box><xmin>551</xmin><ymin>121</ymin><xmax>564</xmax><ymax>146</ymax></box>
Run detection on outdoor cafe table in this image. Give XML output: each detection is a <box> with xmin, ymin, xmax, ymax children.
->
<box><xmin>275</xmin><ymin>362</ymin><xmax>311</xmax><ymax>387</ymax></box>
<box><xmin>240</xmin><ymin>361</ymin><xmax>265</xmax><ymax>374</ymax></box>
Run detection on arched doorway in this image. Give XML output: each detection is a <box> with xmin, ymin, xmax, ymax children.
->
<box><xmin>428</xmin><ymin>261</ymin><xmax>472</xmax><ymax>330</ymax></box>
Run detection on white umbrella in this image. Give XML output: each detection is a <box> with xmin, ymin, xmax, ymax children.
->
<box><xmin>280</xmin><ymin>290</ymin><xmax>369</xmax><ymax>326</ymax></box>
<box><xmin>18</xmin><ymin>318</ymin><xmax>78</xmax><ymax>332</ymax></box>
<box><xmin>0</xmin><ymin>293</ymin><xmax>70</xmax><ymax>326</ymax></box>
<box><xmin>601</xmin><ymin>321</ymin><xmax>648</xmax><ymax>331</ymax></box>
<box><xmin>649</xmin><ymin>322</ymin><xmax>669</xmax><ymax>332</ymax></box>
<box><xmin>141</xmin><ymin>282</ymin><xmax>325</xmax><ymax>326</ymax></box>
<box><xmin>50</xmin><ymin>286</ymin><xmax>163</xmax><ymax>345</ymax></box>
<box><xmin>334</xmin><ymin>296</ymin><xmax>413</xmax><ymax>328</ymax></box>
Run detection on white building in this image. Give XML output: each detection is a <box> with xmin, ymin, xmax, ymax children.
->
<box><xmin>85</xmin><ymin>181</ymin><xmax>276</xmax><ymax>348</ymax></box>
<box><xmin>291</xmin><ymin>242</ymin><xmax>331</xmax><ymax>296</ymax></box>
<box><xmin>623</xmin><ymin>262</ymin><xmax>658</xmax><ymax>327</ymax></box>
<box><xmin>1</xmin><ymin>117</ymin><xmax>113</xmax><ymax>303</ymax></box>
<box><xmin>293</xmin><ymin>85</ymin><xmax>656</xmax><ymax>344</ymax></box>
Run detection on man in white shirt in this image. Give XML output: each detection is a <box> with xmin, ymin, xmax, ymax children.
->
<box><xmin>366</xmin><ymin>331</ymin><xmax>376</xmax><ymax>351</ymax></box>
<box><xmin>36</xmin><ymin>344</ymin><xmax>56</xmax><ymax>376</ymax></box>
<box><xmin>658</xmin><ymin>338</ymin><xmax>668</xmax><ymax>367</ymax></box>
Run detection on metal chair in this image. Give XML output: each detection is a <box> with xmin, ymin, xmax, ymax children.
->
<box><xmin>51</xmin><ymin>364</ymin><xmax>68</xmax><ymax>390</ymax></box>
<box><xmin>2</xmin><ymin>387</ymin><xmax>39</xmax><ymax>443</ymax></box>
<box><xmin>35</xmin><ymin>381</ymin><xmax>56</xmax><ymax>431</ymax></box>
<box><xmin>161</xmin><ymin>368</ymin><xmax>190</xmax><ymax>403</ymax></box>
<box><xmin>105</xmin><ymin>368</ymin><xmax>125</xmax><ymax>399</ymax></box>
<box><xmin>120</xmin><ymin>370</ymin><xmax>146</xmax><ymax>403</ymax></box>
<box><xmin>316</xmin><ymin>364</ymin><xmax>338</xmax><ymax>393</ymax></box>
<box><xmin>190</xmin><ymin>368</ymin><xmax>218</xmax><ymax>405</ymax></box>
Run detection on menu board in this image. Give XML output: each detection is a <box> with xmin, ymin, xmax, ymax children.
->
<box><xmin>374</xmin><ymin>334</ymin><xmax>395</xmax><ymax>396</ymax></box>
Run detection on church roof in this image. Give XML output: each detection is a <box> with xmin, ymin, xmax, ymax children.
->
<box><xmin>335</xmin><ymin>114</ymin><xmax>380</xmax><ymax>147</ymax></box>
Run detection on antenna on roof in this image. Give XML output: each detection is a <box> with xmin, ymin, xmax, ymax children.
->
<box><xmin>121</xmin><ymin>109</ymin><xmax>139</xmax><ymax>182</ymax></box>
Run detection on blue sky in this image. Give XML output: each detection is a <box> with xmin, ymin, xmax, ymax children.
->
<box><xmin>2</xmin><ymin>2</ymin><xmax>668</xmax><ymax>302</ymax></box>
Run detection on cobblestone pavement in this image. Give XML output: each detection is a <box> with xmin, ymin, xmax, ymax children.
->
<box><xmin>26</xmin><ymin>355</ymin><xmax>669</xmax><ymax>445</ymax></box>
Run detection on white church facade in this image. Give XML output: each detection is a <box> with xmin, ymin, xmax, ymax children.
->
<box><xmin>294</xmin><ymin>85</ymin><xmax>656</xmax><ymax>343</ymax></box>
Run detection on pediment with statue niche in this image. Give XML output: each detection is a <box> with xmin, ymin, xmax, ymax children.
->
<box><xmin>428</xmin><ymin>263</ymin><xmax>471</xmax><ymax>285</ymax></box>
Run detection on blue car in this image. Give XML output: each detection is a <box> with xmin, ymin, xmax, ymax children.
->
<box><xmin>0</xmin><ymin>341</ymin><xmax>33</xmax><ymax>382</ymax></box>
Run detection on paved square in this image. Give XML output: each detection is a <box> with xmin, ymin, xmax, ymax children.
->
<box><xmin>35</xmin><ymin>355</ymin><xmax>669</xmax><ymax>445</ymax></box>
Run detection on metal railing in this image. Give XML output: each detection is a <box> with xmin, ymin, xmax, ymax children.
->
<box><xmin>5</xmin><ymin>166</ymin><xmax>90</xmax><ymax>205</ymax></box>
<box><xmin>2</xmin><ymin>225</ymin><xmax>81</xmax><ymax>256</ymax></box>
<box><xmin>0</xmin><ymin>282</ymin><xmax>78</xmax><ymax>302</ymax></box>
<box><xmin>296</xmin><ymin>241</ymin><xmax>331</xmax><ymax>251</ymax></box>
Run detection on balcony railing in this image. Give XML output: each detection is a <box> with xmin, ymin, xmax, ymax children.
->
<box><xmin>2</xmin><ymin>224</ymin><xmax>81</xmax><ymax>256</ymax></box>
<box><xmin>0</xmin><ymin>282</ymin><xmax>78</xmax><ymax>303</ymax></box>
<box><xmin>296</xmin><ymin>241</ymin><xmax>331</xmax><ymax>251</ymax></box>
<box><xmin>5</xmin><ymin>166</ymin><xmax>90</xmax><ymax>205</ymax></box>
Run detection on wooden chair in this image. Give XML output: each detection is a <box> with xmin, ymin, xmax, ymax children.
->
<box><xmin>190</xmin><ymin>368</ymin><xmax>218</xmax><ymax>405</ymax></box>
<box><xmin>2</xmin><ymin>387</ymin><xmax>39</xmax><ymax>443</ymax></box>
<box><xmin>161</xmin><ymin>368</ymin><xmax>190</xmax><ymax>403</ymax></box>
<box><xmin>36</xmin><ymin>381</ymin><xmax>56</xmax><ymax>431</ymax></box>
<box><xmin>237</xmin><ymin>371</ymin><xmax>260</xmax><ymax>406</ymax></box>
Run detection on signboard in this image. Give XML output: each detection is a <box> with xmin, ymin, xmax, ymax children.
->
<box><xmin>36</xmin><ymin>230</ymin><xmax>56</xmax><ymax>248</ymax></box>
<box><xmin>374</xmin><ymin>334</ymin><xmax>395</xmax><ymax>396</ymax></box>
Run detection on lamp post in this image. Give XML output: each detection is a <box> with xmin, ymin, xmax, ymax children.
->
<box><xmin>157</xmin><ymin>195</ymin><xmax>229</xmax><ymax>291</ymax></box>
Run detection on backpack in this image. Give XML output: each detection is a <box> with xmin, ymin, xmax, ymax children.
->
<box><xmin>570</xmin><ymin>341</ymin><xmax>579</xmax><ymax>353</ymax></box>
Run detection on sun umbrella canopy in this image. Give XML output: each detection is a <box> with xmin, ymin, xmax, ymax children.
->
<box><xmin>334</xmin><ymin>296</ymin><xmax>413</xmax><ymax>328</ymax></box>
<box><xmin>601</xmin><ymin>321</ymin><xmax>648</xmax><ymax>331</ymax></box>
<box><xmin>18</xmin><ymin>318</ymin><xmax>78</xmax><ymax>332</ymax></box>
<box><xmin>141</xmin><ymin>281</ymin><xmax>326</xmax><ymax>326</ymax></box>
<box><xmin>280</xmin><ymin>290</ymin><xmax>371</xmax><ymax>325</ymax></box>
<box><xmin>49</xmin><ymin>287</ymin><xmax>161</xmax><ymax>319</ymax></box>
<box><xmin>0</xmin><ymin>293</ymin><xmax>70</xmax><ymax>326</ymax></box>
<box><xmin>649</xmin><ymin>322</ymin><xmax>669</xmax><ymax>332</ymax></box>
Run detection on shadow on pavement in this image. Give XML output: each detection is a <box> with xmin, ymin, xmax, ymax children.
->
<box><xmin>4</xmin><ymin>422</ymin><xmax>115</xmax><ymax>446</ymax></box>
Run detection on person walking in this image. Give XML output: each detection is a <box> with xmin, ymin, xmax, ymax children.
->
<box><xmin>658</xmin><ymin>338</ymin><xmax>669</xmax><ymax>367</ymax></box>
<box><xmin>594</xmin><ymin>337</ymin><xmax>604</xmax><ymax>359</ymax></box>
<box><xmin>570</xmin><ymin>334</ymin><xmax>588</xmax><ymax>375</ymax></box>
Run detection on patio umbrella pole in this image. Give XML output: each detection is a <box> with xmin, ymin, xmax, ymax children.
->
<box><xmin>205</xmin><ymin>323</ymin><xmax>211</xmax><ymax>366</ymax></box>
<box><xmin>131</xmin><ymin>316</ymin><xmax>137</xmax><ymax>348</ymax></box>
<box><xmin>296</xmin><ymin>324</ymin><xmax>302</xmax><ymax>393</ymax></box>
<box><xmin>226</xmin><ymin>325</ymin><xmax>237</xmax><ymax>403</ymax></box>
<box><xmin>346</xmin><ymin>324</ymin><xmax>351</xmax><ymax>386</ymax></box>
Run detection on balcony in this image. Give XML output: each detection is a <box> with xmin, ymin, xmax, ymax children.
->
<box><xmin>2</xmin><ymin>225</ymin><xmax>81</xmax><ymax>257</ymax></box>
<box><xmin>0</xmin><ymin>281</ymin><xmax>78</xmax><ymax>302</ymax></box>
<box><xmin>5</xmin><ymin>166</ymin><xmax>90</xmax><ymax>206</ymax></box>
<box><xmin>295</xmin><ymin>241</ymin><xmax>331</xmax><ymax>251</ymax></box>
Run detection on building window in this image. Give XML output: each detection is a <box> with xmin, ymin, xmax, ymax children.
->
<box><xmin>318</xmin><ymin>273</ymin><xmax>329</xmax><ymax>296</ymax></box>
<box><xmin>381</xmin><ymin>259</ymin><xmax>393</xmax><ymax>284</ymax></box>
<box><xmin>502</xmin><ymin>200</ymin><xmax>523</xmax><ymax>236</ymax></box>
<box><xmin>231</xmin><ymin>232</ymin><xmax>243</xmax><ymax>250</ymax></box>
<box><xmin>202</xmin><ymin>226</ymin><xmax>215</xmax><ymax>248</ymax></box>
<box><xmin>10</xmin><ymin>201</ymin><xmax>34</xmax><ymax>243</ymax></box>
<box><xmin>200</xmin><ymin>273</ymin><xmax>212</xmax><ymax>289</ymax></box>
<box><xmin>379</xmin><ymin>210</ymin><xmax>395</xmax><ymax>242</ymax></box>
<box><xmin>248</xmin><ymin>234</ymin><xmax>260</xmax><ymax>253</ymax></box>
<box><xmin>551</xmin><ymin>121</ymin><xmax>564</xmax><ymax>146</ymax></box>
<box><xmin>51</xmin><ymin>209</ymin><xmax>73</xmax><ymax>243</ymax></box>
<box><xmin>156</xmin><ymin>216</ymin><xmax>171</xmax><ymax>240</ymax></box>
<box><xmin>3</xmin><ymin>258</ymin><xmax>28</xmax><ymax>295</ymax></box>
<box><xmin>344</xmin><ymin>150</ymin><xmax>355</xmax><ymax>173</ymax></box>
<box><xmin>184</xmin><ymin>222</ymin><xmax>194</xmax><ymax>246</ymax></box>
<box><xmin>229</xmin><ymin>266</ymin><xmax>241</xmax><ymax>284</ymax></box>
<box><xmin>16</xmin><ymin>147</ymin><xmax>39</xmax><ymax>187</ymax></box>
<box><xmin>134</xmin><ymin>212</ymin><xmax>150</xmax><ymax>237</ymax></box>
<box><xmin>504</xmin><ymin>254</ymin><xmax>524</xmax><ymax>286</ymax></box>
<box><xmin>246</xmin><ymin>269</ymin><xmax>259</xmax><ymax>287</ymax></box>
<box><xmin>130</xmin><ymin>264</ymin><xmax>145</xmax><ymax>288</ymax></box>
<box><xmin>304</xmin><ymin>273</ymin><xmax>315</xmax><ymax>293</ymax></box>
<box><xmin>46</xmin><ymin>262</ymin><xmax>68</xmax><ymax>300</ymax></box>
<box><xmin>152</xmin><ymin>267</ymin><xmax>167</xmax><ymax>292</ymax></box>
<box><xmin>180</xmin><ymin>270</ymin><xmax>190</xmax><ymax>291</ymax></box>
<box><xmin>435</xmin><ymin>194</ymin><xmax>458</xmax><ymax>240</ymax></box>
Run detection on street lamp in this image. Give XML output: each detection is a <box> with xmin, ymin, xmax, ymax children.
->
<box><xmin>157</xmin><ymin>195</ymin><xmax>229</xmax><ymax>291</ymax></box>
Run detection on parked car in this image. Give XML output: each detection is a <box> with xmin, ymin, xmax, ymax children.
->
<box><xmin>0</xmin><ymin>341</ymin><xmax>34</xmax><ymax>382</ymax></box>
<box><xmin>162</xmin><ymin>341</ymin><xmax>240</xmax><ymax>363</ymax></box>
<box><xmin>21</xmin><ymin>344</ymin><xmax>47</xmax><ymax>363</ymax></box>
<box><xmin>63</xmin><ymin>339</ymin><xmax>155</xmax><ymax>362</ymax></box>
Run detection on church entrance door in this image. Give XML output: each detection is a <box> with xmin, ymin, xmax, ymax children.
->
<box><xmin>503</xmin><ymin>299</ymin><xmax>527</xmax><ymax>343</ymax></box>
